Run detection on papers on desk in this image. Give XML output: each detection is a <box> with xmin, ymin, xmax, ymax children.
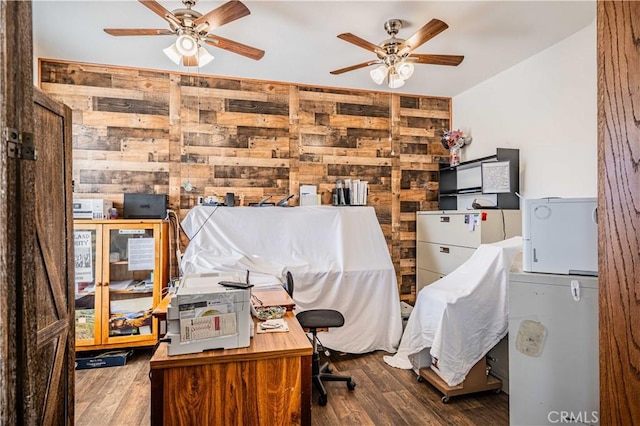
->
<box><xmin>256</xmin><ymin>319</ymin><xmax>289</xmax><ymax>333</ymax></box>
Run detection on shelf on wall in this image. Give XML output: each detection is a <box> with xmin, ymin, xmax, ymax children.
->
<box><xmin>438</xmin><ymin>148</ymin><xmax>520</xmax><ymax>210</ymax></box>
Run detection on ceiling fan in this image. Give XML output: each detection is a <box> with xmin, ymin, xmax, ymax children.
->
<box><xmin>104</xmin><ymin>0</ymin><xmax>264</xmax><ymax>67</ymax></box>
<box><xmin>331</xmin><ymin>18</ymin><xmax>464</xmax><ymax>89</ymax></box>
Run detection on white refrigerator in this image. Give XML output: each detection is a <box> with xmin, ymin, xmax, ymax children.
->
<box><xmin>509</xmin><ymin>272</ymin><xmax>599</xmax><ymax>426</ymax></box>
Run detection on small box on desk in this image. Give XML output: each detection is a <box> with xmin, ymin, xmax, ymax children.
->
<box><xmin>75</xmin><ymin>350</ymin><xmax>133</xmax><ymax>370</ymax></box>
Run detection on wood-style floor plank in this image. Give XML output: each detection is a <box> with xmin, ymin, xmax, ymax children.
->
<box><xmin>75</xmin><ymin>349</ymin><xmax>508</xmax><ymax>425</ymax></box>
<box><xmin>75</xmin><ymin>350</ymin><xmax>152</xmax><ymax>426</ymax></box>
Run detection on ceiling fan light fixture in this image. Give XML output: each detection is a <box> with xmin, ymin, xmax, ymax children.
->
<box><xmin>175</xmin><ymin>34</ymin><xmax>199</xmax><ymax>56</ymax></box>
<box><xmin>388</xmin><ymin>70</ymin><xmax>405</xmax><ymax>89</ymax></box>
<box><xmin>397</xmin><ymin>61</ymin><xmax>414</xmax><ymax>80</ymax></box>
<box><xmin>331</xmin><ymin>18</ymin><xmax>462</xmax><ymax>89</ymax></box>
<box><xmin>197</xmin><ymin>46</ymin><xmax>214</xmax><ymax>67</ymax></box>
<box><xmin>163</xmin><ymin>44</ymin><xmax>182</xmax><ymax>65</ymax></box>
<box><xmin>370</xmin><ymin>65</ymin><xmax>387</xmax><ymax>85</ymax></box>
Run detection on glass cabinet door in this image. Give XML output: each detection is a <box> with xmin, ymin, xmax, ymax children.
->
<box><xmin>73</xmin><ymin>224</ymin><xmax>102</xmax><ymax>347</ymax></box>
<box><xmin>102</xmin><ymin>223</ymin><xmax>159</xmax><ymax>345</ymax></box>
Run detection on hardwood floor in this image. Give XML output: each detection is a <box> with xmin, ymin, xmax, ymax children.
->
<box><xmin>75</xmin><ymin>350</ymin><xmax>151</xmax><ymax>426</ymax></box>
<box><xmin>75</xmin><ymin>348</ymin><xmax>508</xmax><ymax>425</ymax></box>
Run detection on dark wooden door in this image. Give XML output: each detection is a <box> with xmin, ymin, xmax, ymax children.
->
<box><xmin>1</xmin><ymin>1</ymin><xmax>74</xmax><ymax>423</ymax></box>
<box><xmin>32</xmin><ymin>88</ymin><xmax>74</xmax><ymax>424</ymax></box>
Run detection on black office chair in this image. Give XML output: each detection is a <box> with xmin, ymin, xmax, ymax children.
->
<box><xmin>287</xmin><ymin>272</ymin><xmax>356</xmax><ymax>406</ymax></box>
<box><xmin>284</xmin><ymin>271</ymin><xmax>294</xmax><ymax>298</ymax></box>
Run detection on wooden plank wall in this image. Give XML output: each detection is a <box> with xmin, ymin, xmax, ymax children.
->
<box><xmin>39</xmin><ymin>59</ymin><xmax>450</xmax><ymax>302</ymax></box>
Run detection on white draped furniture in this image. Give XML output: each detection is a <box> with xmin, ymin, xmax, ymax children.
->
<box><xmin>384</xmin><ymin>237</ymin><xmax>522</xmax><ymax>393</ymax></box>
<box><xmin>180</xmin><ymin>205</ymin><xmax>403</xmax><ymax>354</ymax></box>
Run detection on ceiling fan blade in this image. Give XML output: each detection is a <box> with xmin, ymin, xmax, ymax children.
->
<box><xmin>337</xmin><ymin>33</ymin><xmax>385</xmax><ymax>56</ymax></box>
<box><xmin>330</xmin><ymin>60</ymin><xmax>382</xmax><ymax>75</ymax></box>
<box><xmin>183</xmin><ymin>55</ymin><xmax>199</xmax><ymax>67</ymax></box>
<box><xmin>398</xmin><ymin>19</ymin><xmax>449</xmax><ymax>55</ymax></box>
<box><xmin>194</xmin><ymin>0</ymin><xmax>251</xmax><ymax>31</ymax></box>
<box><xmin>204</xmin><ymin>35</ymin><xmax>264</xmax><ymax>60</ymax></box>
<box><xmin>104</xmin><ymin>28</ymin><xmax>174</xmax><ymax>36</ymax></box>
<box><xmin>409</xmin><ymin>54</ymin><xmax>464</xmax><ymax>66</ymax></box>
<box><xmin>138</xmin><ymin>0</ymin><xmax>180</xmax><ymax>26</ymax></box>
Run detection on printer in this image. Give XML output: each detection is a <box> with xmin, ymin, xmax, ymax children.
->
<box><xmin>522</xmin><ymin>197</ymin><xmax>598</xmax><ymax>275</ymax></box>
<box><xmin>73</xmin><ymin>198</ymin><xmax>113</xmax><ymax>219</ymax></box>
<box><xmin>165</xmin><ymin>273</ymin><xmax>252</xmax><ymax>356</ymax></box>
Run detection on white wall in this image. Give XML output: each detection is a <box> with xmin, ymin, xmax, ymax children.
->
<box><xmin>453</xmin><ymin>20</ymin><xmax>597</xmax><ymax>199</ymax></box>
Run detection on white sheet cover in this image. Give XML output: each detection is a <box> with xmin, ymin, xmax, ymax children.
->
<box><xmin>180</xmin><ymin>205</ymin><xmax>403</xmax><ymax>354</ymax></box>
<box><xmin>384</xmin><ymin>237</ymin><xmax>522</xmax><ymax>386</ymax></box>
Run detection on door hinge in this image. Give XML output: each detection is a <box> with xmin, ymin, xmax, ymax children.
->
<box><xmin>4</xmin><ymin>128</ymin><xmax>36</xmax><ymax>160</ymax></box>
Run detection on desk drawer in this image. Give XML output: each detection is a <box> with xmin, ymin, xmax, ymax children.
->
<box><xmin>416</xmin><ymin>241</ymin><xmax>476</xmax><ymax>275</ymax></box>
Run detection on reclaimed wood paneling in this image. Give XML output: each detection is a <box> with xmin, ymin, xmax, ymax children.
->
<box><xmin>39</xmin><ymin>59</ymin><xmax>450</xmax><ymax>302</ymax></box>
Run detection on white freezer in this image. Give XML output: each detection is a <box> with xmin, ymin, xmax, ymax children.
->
<box><xmin>522</xmin><ymin>197</ymin><xmax>597</xmax><ymax>275</ymax></box>
<box><xmin>509</xmin><ymin>272</ymin><xmax>599</xmax><ymax>426</ymax></box>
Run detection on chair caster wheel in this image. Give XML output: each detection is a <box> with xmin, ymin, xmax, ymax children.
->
<box><xmin>319</xmin><ymin>394</ymin><xmax>328</xmax><ymax>406</ymax></box>
<box><xmin>441</xmin><ymin>396</ymin><xmax>450</xmax><ymax>403</ymax></box>
<box><xmin>417</xmin><ymin>376</ymin><xmax>424</xmax><ymax>383</ymax></box>
<box><xmin>347</xmin><ymin>380</ymin><xmax>356</xmax><ymax>390</ymax></box>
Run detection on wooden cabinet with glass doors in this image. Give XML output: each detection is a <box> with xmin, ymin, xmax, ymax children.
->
<box><xmin>73</xmin><ymin>219</ymin><xmax>169</xmax><ymax>351</ymax></box>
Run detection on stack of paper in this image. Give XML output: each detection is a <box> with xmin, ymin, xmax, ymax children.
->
<box><xmin>256</xmin><ymin>318</ymin><xmax>289</xmax><ymax>333</ymax></box>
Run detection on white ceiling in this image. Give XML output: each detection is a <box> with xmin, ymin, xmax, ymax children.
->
<box><xmin>32</xmin><ymin>1</ymin><xmax>596</xmax><ymax>98</ymax></box>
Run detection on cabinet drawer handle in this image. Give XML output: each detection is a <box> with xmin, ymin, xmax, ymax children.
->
<box><xmin>440</xmin><ymin>247</ymin><xmax>450</xmax><ymax>254</ymax></box>
<box><xmin>440</xmin><ymin>216</ymin><xmax>450</xmax><ymax>223</ymax></box>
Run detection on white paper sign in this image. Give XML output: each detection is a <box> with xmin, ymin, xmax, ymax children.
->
<box><xmin>74</xmin><ymin>231</ymin><xmax>93</xmax><ymax>283</ymax></box>
<box><xmin>127</xmin><ymin>238</ymin><xmax>155</xmax><ymax>271</ymax></box>
<box><xmin>482</xmin><ymin>161</ymin><xmax>511</xmax><ymax>193</ymax></box>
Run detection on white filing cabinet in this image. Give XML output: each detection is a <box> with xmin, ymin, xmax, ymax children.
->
<box><xmin>509</xmin><ymin>272</ymin><xmax>599</xmax><ymax>426</ymax></box>
<box><xmin>416</xmin><ymin>210</ymin><xmax>521</xmax><ymax>294</ymax></box>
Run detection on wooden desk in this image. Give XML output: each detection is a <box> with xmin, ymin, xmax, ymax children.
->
<box><xmin>151</xmin><ymin>292</ymin><xmax>172</xmax><ymax>338</ymax></box>
<box><xmin>150</xmin><ymin>312</ymin><xmax>312</xmax><ymax>425</ymax></box>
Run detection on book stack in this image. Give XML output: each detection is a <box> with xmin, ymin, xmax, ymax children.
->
<box><xmin>333</xmin><ymin>179</ymin><xmax>368</xmax><ymax>206</ymax></box>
